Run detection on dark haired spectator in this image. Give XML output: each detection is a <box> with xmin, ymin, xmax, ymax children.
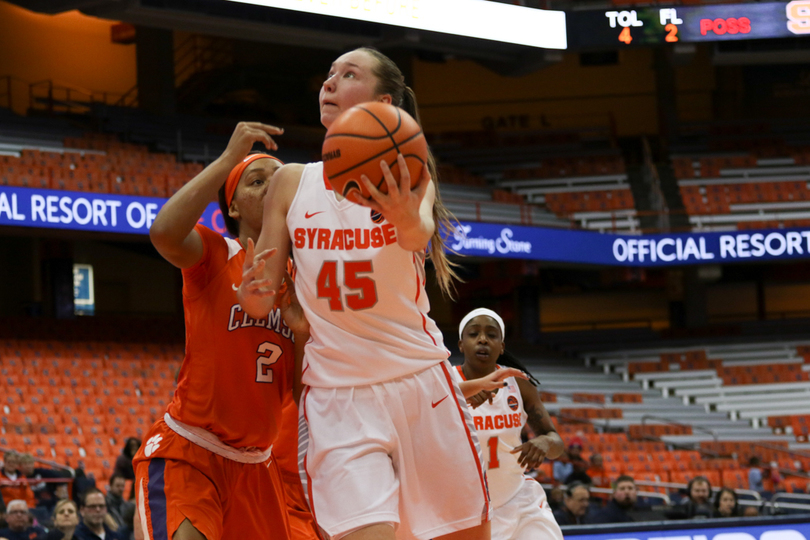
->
<box><xmin>0</xmin><ymin>500</ymin><xmax>46</xmax><ymax>540</ymax></box>
<box><xmin>553</xmin><ymin>482</ymin><xmax>591</xmax><ymax>525</ymax></box>
<box><xmin>73</xmin><ymin>490</ymin><xmax>123</xmax><ymax>540</ymax></box>
<box><xmin>564</xmin><ymin>457</ymin><xmax>592</xmax><ymax>486</ymax></box>
<box><xmin>117</xmin><ymin>504</ymin><xmax>135</xmax><ymax>540</ymax></box>
<box><xmin>69</xmin><ymin>470</ymin><xmax>95</xmax><ymax>510</ymax></box>
<box><xmin>104</xmin><ymin>475</ymin><xmax>133</xmax><ymax>532</ymax></box>
<box><xmin>112</xmin><ymin>440</ymin><xmax>139</xmax><ymax>501</ymax></box>
<box><xmin>748</xmin><ymin>457</ymin><xmax>764</xmax><ymax>493</ymax></box>
<box><xmin>591</xmin><ymin>476</ymin><xmax>637</xmax><ymax>524</ymax></box>
<box><xmin>1</xmin><ymin>453</ymin><xmax>35</xmax><ymax>509</ymax></box>
<box><xmin>19</xmin><ymin>454</ymin><xmax>71</xmax><ymax>514</ymax></box>
<box><xmin>553</xmin><ymin>437</ymin><xmax>583</xmax><ymax>483</ymax></box>
<box><xmin>667</xmin><ymin>476</ymin><xmax>714</xmax><ymax>519</ymax></box>
<box><xmin>713</xmin><ymin>487</ymin><xmax>739</xmax><ymax>518</ymax></box>
<box><xmin>43</xmin><ymin>500</ymin><xmax>79</xmax><ymax>540</ymax></box>
<box><xmin>547</xmin><ymin>486</ymin><xmax>564</xmax><ymax>513</ymax></box>
<box><xmin>587</xmin><ymin>453</ymin><xmax>609</xmax><ymax>489</ymax></box>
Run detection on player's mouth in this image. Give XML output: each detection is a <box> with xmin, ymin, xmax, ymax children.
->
<box><xmin>475</xmin><ymin>347</ymin><xmax>490</xmax><ymax>359</ymax></box>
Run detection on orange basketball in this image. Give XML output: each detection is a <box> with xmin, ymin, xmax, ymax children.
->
<box><xmin>322</xmin><ymin>102</ymin><xmax>427</xmax><ymax>203</ymax></box>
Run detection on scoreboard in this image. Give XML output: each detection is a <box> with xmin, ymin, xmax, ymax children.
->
<box><xmin>567</xmin><ymin>1</ymin><xmax>810</xmax><ymax>48</ymax></box>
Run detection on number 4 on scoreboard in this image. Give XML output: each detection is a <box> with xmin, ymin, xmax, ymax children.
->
<box><xmin>618</xmin><ymin>26</ymin><xmax>632</xmax><ymax>44</ymax></box>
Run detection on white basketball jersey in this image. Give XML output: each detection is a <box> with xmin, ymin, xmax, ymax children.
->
<box><xmin>287</xmin><ymin>162</ymin><xmax>448</xmax><ymax>388</ymax></box>
<box><xmin>451</xmin><ymin>365</ymin><xmax>529</xmax><ymax>508</ymax></box>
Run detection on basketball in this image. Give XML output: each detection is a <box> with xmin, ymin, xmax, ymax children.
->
<box><xmin>322</xmin><ymin>101</ymin><xmax>428</xmax><ymax>203</ymax></box>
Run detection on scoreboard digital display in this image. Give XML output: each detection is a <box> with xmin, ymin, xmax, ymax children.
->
<box><xmin>568</xmin><ymin>1</ymin><xmax>810</xmax><ymax>48</ymax></box>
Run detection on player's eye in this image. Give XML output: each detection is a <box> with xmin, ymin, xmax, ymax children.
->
<box><xmin>344</xmin><ymin>71</ymin><xmax>356</xmax><ymax>78</ymax></box>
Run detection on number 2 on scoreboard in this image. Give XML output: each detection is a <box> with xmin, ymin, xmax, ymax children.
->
<box><xmin>665</xmin><ymin>23</ymin><xmax>679</xmax><ymax>42</ymax></box>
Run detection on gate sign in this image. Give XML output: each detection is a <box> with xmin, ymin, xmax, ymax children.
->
<box><xmin>2</xmin><ymin>186</ymin><xmax>810</xmax><ymax>267</ymax></box>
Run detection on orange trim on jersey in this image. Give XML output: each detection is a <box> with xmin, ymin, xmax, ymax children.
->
<box><xmin>322</xmin><ymin>168</ymin><xmax>333</xmax><ymax>191</ymax></box>
<box><xmin>439</xmin><ymin>362</ymin><xmax>490</xmax><ymax>521</ymax></box>
<box><xmin>412</xmin><ymin>253</ymin><xmax>438</xmax><ymax>347</ymax></box>
<box><xmin>301</xmin><ymin>386</ymin><xmax>319</xmax><ymax>528</ymax></box>
<box><xmin>455</xmin><ymin>365</ymin><xmax>467</xmax><ymax>381</ymax></box>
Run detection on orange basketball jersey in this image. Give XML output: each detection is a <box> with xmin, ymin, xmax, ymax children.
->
<box><xmin>166</xmin><ymin>224</ymin><xmax>295</xmax><ymax>450</ymax></box>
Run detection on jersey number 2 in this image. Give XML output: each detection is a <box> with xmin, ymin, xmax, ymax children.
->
<box><xmin>256</xmin><ymin>342</ymin><xmax>282</xmax><ymax>383</ymax></box>
<box><xmin>487</xmin><ymin>436</ymin><xmax>500</xmax><ymax>469</ymax></box>
<box><xmin>317</xmin><ymin>260</ymin><xmax>378</xmax><ymax>311</ymax></box>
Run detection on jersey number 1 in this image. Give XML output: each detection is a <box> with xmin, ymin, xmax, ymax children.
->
<box><xmin>317</xmin><ymin>260</ymin><xmax>378</xmax><ymax>311</ymax></box>
<box><xmin>487</xmin><ymin>436</ymin><xmax>500</xmax><ymax>469</ymax></box>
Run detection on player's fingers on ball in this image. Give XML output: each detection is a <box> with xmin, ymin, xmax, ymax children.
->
<box><xmin>378</xmin><ymin>161</ymin><xmax>399</xmax><ymax>198</ymax></box>
<box><xmin>359</xmin><ymin>174</ymin><xmax>385</xmax><ymax>200</ymax></box>
<box><xmin>395</xmin><ymin>153</ymin><xmax>409</xmax><ymax>191</ymax></box>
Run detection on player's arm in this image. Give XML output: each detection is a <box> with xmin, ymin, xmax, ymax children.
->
<box><xmin>511</xmin><ymin>378</ymin><xmax>564</xmax><ymax>469</ymax></box>
<box><xmin>279</xmin><ymin>271</ymin><xmax>309</xmax><ymax>404</ymax></box>
<box><xmin>356</xmin><ymin>154</ymin><xmax>434</xmax><ymax>252</ymax></box>
<box><xmin>149</xmin><ymin>122</ymin><xmax>282</xmax><ymax>269</ymax></box>
<box><xmin>458</xmin><ymin>367</ymin><xmax>528</xmax><ymax>400</ymax></box>
<box><xmin>237</xmin><ymin>164</ymin><xmax>303</xmax><ymax>318</ymax></box>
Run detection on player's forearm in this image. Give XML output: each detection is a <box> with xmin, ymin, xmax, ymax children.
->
<box><xmin>395</xmin><ymin>212</ymin><xmax>434</xmax><ymax>252</ymax></box>
<box><xmin>533</xmin><ymin>432</ymin><xmax>564</xmax><ymax>460</ymax></box>
<box><xmin>150</xmin><ymin>157</ymin><xmax>236</xmax><ymax>247</ymax></box>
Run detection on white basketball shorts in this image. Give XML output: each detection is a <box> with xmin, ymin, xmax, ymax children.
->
<box><xmin>491</xmin><ymin>478</ymin><xmax>563</xmax><ymax>540</ymax></box>
<box><xmin>298</xmin><ymin>360</ymin><xmax>491</xmax><ymax>540</ymax></box>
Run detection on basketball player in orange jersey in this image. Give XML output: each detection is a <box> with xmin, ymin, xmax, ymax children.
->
<box><xmin>454</xmin><ymin>309</ymin><xmax>564</xmax><ymax>540</ymax></box>
<box><xmin>237</xmin><ymin>47</ymin><xmax>525</xmax><ymax>540</ymax></box>
<box><xmin>133</xmin><ymin>122</ymin><xmax>313</xmax><ymax>540</ymax></box>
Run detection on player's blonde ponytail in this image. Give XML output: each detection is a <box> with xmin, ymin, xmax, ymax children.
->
<box><xmin>358</xmin><ymin>47</ymin><xmax>461</xmax><ymax>298</ymax></box>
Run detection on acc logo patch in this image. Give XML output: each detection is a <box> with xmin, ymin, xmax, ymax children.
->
<box><xmin>507</xmin><ymin>395</ymin><xmax>519</xmax><ymax>411</ymax></box>
<box><xmin>370</xmin><ymin>210</ymin><xmax>384</xmax><ymax>224</ymax></box>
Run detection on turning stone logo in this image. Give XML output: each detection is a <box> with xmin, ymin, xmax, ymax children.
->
<box><xmin>451</xmin><ymin>225</ymin><xmax>531</xmax><ymax>255</ymax></box>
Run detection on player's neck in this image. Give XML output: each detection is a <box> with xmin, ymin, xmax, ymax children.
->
<box><xmin>461</xmin><ymin>362</ymin><xmax>495</xmax><ymax>381</ymax></box>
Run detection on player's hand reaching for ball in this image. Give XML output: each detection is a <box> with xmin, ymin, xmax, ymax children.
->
<box><xmin>279</xmin><ymin>271</ymin><xmax>310</xmax><ymax>337</ymax></box>
<box><xmin>511</xmin><ymin>436</ymin><xmax>552</xmax><ymax>471</ymax></box>
<box><xmin>236</xmin><ymin>238</ymin><xmax>277</xmax><ymax>310</ymax></box>
<box><xmin>458</xmin><ymin>367</ymin><xmax>528</xmax><ymax>404</ymax></box>
<box><xmin>355</xmin><ymin>154</ymin><xmax>431</xmax><ymax>233</ymax></box>
<box><xmin>222</xmin><ymin>121</ymin><xmax>284</xmax><ymax>167</ymax></box>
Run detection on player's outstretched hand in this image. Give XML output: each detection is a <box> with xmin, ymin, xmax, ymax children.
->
<box><xmin>222</xmin><ymin>121</ymin><xmax>284</xmax><ymax>166</ymax></box>
<box><xmin>511</xmin><ymin>437</ymin><xmax>552</xmax><ymax>470</ymax></box>
<box><xmin>355</xmin><ymin>154</ymin><xmax>430</xmax><ymax>229</ymax></box>
<box><xmin>467</xmin><ymin>390</ymin><xmax>494</xmax><ymax>409</ymax></box>
<box><xmin>279</xmin><ymin>271</ymin><xmax>309</xmax><ymax>336</ymax></box>
<box><xmin>236</xmin><ymin>238</ymin><xmax>277</xmax><ymax>306</ymax></box>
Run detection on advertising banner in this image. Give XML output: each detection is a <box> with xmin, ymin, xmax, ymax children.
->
<box><xmin>3</xmin><ymin>186</ymin><xmax>810</xmax><ymax>267</ymax></box>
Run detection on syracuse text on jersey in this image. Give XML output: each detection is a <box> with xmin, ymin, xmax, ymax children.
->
<box><xmin>472</xmin><ymin>412</ymin><xmax>524</xmax><ymax>433</ymax></box>
<box><xmin>292</xmin><ymin>223</ymin><xmax>398</xmax><ymax>250</ymax></box>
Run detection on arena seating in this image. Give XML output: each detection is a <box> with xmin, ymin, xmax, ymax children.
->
<box><xmin>522</xmin><ymin>340</ymin><xmax>810</xmax><ymax>500</ymax></box>
<box><xmin>0</xmin><ymin>338</ymin><xmax>180</xmax><ymax>483</ymax></box>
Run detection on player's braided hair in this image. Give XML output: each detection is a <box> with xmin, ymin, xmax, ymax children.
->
<box><xmin>497</xmin><ymin>349</ymin><xmax>541</xmax><ymax>387</ymax></box>
<box><xmin>356</xmin><ymin>46</ymin><xmax>461</xmax><ymax>298</ymax></box>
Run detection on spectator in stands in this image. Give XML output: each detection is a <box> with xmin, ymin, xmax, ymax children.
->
<box><xmin>553</xmin><ymin>482</ymin><xmax>591</xmax><ymax>525</ymax></box>
<box><xmin>591</xmin><ymin>476</ymin><xmax>637</xmax><ymax>524</ymax></box>
<box><xmin>73</xmin><ymin>489</ymin><xmax>122</xmax><ymax>540</ymax></box>
<box><xmin>713</xmin><ymin>487</ymin><xmax>739</xmax><ymax>518</ymax></box>
<box><xmin>19</xmin><ymin>454</ymin><xmax>70</xmax><ymax>514</ymax></box>
<box><xmin>103</xmin><ymin>475</ymin><xmax>132</xmax><ymax>532</ymax></box>
<box><xmin>667</xmin><ymin>476</ymin><xmax>713</xmax><ymax>519</ymax></box>
<box><xmin>748</xmin><ymin>457</ymin><xmax>764</xmax><ymax>492</ymax></box>
<box><xmin>117</xmin><ymin>505</ymin><xmax>134</xmax><ymax>540</ymax></box>
<box><xmin>112</xmin><ymin>440</ymin><xmax>139</xmax><ymax>489</ymax></box>
<box><xmin>553</xmin><ymin>438</ymin><xmax>583</xmax><ymax>483</ymax></box>
<box><xmin>43</xmin><ymin>500</ymin><xmax>79</xmax><ymax>540</ymax></box>
<box><xmin>564</xmin><ymin>457</ymin><xmax>592</xmax><ymax>485</ymax></box>
<box><xmin>547</xmin><ymin>486</ymin><xmax>564</xmax><ymax>513</ymax></box>
<box><xmin>1</xmin><ymin>453</ymin><xmax>35</xmax><ymax>509</ymax></box>
<box><xmin>0</xmin><ymin>500</ymin><xmax>46</xmax><ymax>540</ymax></box>
<box><xmin>587</xmin><ymin>453</ymin><xmax>609</xmax><ymax>489</ymax></box>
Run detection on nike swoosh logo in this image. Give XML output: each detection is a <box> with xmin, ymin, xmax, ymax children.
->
<box><xmin>432</xmin><ymin>395</ymin><xmax>449</xmax><ymax>408</ymax></box>
<box><xmin>305</xmin><ymin>211</ymin><xmax>324</xmax><ymax>219</ymax></box>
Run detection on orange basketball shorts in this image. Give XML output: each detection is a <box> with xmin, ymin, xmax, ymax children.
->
<box><xmin>281</xmin><ymin>469</ymin><xmax>321</xmax><ymax>540</ymax></box>
<box><xmin>133</xmin><ymin>419</ymin><xmax>290</xmax><ymax>540</ymax></box>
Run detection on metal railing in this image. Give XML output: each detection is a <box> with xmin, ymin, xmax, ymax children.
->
<box><xmin>28</xmin><ymin>79</ymin><xmax>125</xmax><ymax>114</ymax></box>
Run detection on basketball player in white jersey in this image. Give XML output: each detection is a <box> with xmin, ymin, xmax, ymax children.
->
<box><xmin>452</xmin><ymin>308</ymin><xmax>565</xmax><ymax>540</ymax></box>
<box><xmin>237</xmin><ymin>47</ymin><xmax>522</xmax><ymax>540</ymax></box>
